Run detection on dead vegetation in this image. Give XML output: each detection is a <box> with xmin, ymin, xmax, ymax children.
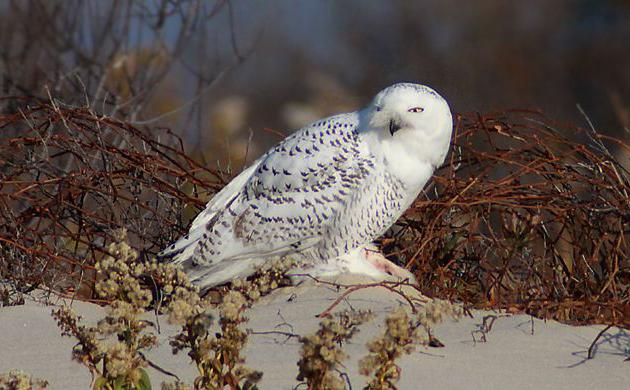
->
<box><xmin>389</xmin><ymin>110</ymin><xmax>629</xmax><ymax>327</ymax></box>
<box><xmin>167</xmin><ymin>288</ymin><xmax>262</xmax><ymax>390</ymax></box>
<box><xmin>296</xmin><ymin>310</ymin><xmax>373</xmax><ymax>390</ymax></box>
<box><xmin>359</xmin><ymin>300</ymin><xmax>462</xmax><ymax>390</ymax></box>
<box><xmin>51</xmin><ymin>230</ymin><xmax>274</xmax><ymax>389</ymax></box>
<box><xmin>50</xmin><ymin>229</ymin><xmax>197</xmax><ymax>389</ymax></box>
<box><xmin>0</xmin><ymin>370</ymin><xmax>49</xmax><ymax>390</ymax></box>
<box><xmin>0</xmin><ymin>99</ymin><xmax>222</xmax><ymax>299</ymax></box>
<box><xmin>0</xmin><ymin>101</ymin><xmax>628</xmax><ymax>327</ymax></box>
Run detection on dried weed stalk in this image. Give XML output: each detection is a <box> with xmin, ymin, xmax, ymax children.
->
<box><xmin>51</xmin><ymin>230</ymin><xmax>196</xmax><ymax>389</ymax></box>
<box><xmin>231</xmin><ymin>258</ymin><xmax>297</xmax><ymax>302</ymax></box>
<box><xmin>167</xmin><ymin>289</ymin><xmax>261</xmax><ymax>390</ymax></box>
<box><xmin>296</xmin><ymin>310</ymin><xmax>374</xmax><ymax>390</ymax></box>
<box><xmin>164</xmin><ymin>257</ymin><xmax>297</xmax><ymax>388</ymax></box>
<box><xmin>360</xmin><ymin>300</ymin><xmax>462</xmax><ymax>389</ymax></box>
<box><xmin>52</xmin><ymin>240</ymin><xmax>154</xmax><ymax>388</ymax></box>
<box><xmin>0</xmin><ymin>370</ymin><xmax>49</xmax><ymax>390</ymax></box>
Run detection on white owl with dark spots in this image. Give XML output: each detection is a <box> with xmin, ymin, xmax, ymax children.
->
<box><xmin>160</xmin><ymin>83</ymin><xmax>453</xmax><ymax>290</ymax></box>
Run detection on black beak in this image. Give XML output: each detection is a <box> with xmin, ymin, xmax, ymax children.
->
<box><xmin>389</xmin><ymin>119</ymin><xmax>402</xmax><ymax>136</ymax></box>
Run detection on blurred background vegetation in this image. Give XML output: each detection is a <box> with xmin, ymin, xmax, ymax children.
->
<box><xmin>0</xmin><ymin>0</ymin><xmax>628</xmax><ymax>166</ymax></box>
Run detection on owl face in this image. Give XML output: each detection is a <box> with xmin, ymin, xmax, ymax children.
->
<box><xmin>369</xmin><ymin>83</ymin><xmax>452</xmax><ymax>140</ymax></box>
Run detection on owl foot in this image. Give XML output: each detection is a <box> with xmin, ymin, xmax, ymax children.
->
<box><xmin>361</xmin><ymin>246</ymin><xmax>418</xmax><ymax>285</ymax></box>
<box><xmin>288</xmin><ymin>245</ymin><xmax>418</xmax><ymax>286</ymax></box>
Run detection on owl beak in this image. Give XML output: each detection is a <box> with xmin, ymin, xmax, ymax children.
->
<box><xmin>389</xmin><ymin>119</ymin><xmax>402</xmax><ymax>135</ymax></box>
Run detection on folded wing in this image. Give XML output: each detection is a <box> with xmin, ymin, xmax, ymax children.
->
<box><xmin>161</xmin><ymin>113</ymin><xmax>375</xmax><ymax>287</ymax></box>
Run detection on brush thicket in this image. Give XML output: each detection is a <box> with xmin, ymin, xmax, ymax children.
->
<box><xmin>1</xmin><ymin>102</ymin><xmax>627</xmax><ymax>326</ymax></box>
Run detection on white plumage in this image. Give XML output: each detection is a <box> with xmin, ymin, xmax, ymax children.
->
<box><xmin>161</xmin><ymin>83</ymin><xmax>453</xmax><ymax>290</ymax></box>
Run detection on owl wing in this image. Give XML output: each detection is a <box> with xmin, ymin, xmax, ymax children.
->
<box><xmin>161</xmin><ymin>113</ymin><xmax>374</xmax><ymax>270</ymax></box>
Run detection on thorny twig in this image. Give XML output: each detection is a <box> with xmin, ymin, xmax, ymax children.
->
<box><xmin>587</xmin><ymin>325</ymin><xmax>613</xmax><ymax>359</ymax></box>
<box><xmin>290</xmin><ymin>274</ymin><xmax>427</xmax><ymax>318</ymax></box>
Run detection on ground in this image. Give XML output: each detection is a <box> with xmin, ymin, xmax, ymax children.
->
<box><xmin>1</xmin><ymin>278</ymin><xmax>628</xmax><ymax>389</ymax></box>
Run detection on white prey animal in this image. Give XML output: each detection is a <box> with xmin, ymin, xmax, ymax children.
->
<box><xmin>160</xmin><ymin>83</ymin><xmax>453</xmax><ymax>290</ymax></box>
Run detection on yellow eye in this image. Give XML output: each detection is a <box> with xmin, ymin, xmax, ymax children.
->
<box><xmin>408</xmin><ymin>107</ymin><xmax>424</xmax><ymax>113</ymax></box>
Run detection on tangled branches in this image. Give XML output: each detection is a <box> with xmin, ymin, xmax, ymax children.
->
<box><xmin>391</xmin><ymin>110</ymin><xmax>629</xmax><ymax>326</ymax></box>
<box><xmin>0</xmin><ymin>99</ymin><xmax>224</xmax><ymax>298</ymax></box>
<box><xmin>0</xmin><ymin>100</ymin><xmax>627</xmax><ymax>326</ymax></box>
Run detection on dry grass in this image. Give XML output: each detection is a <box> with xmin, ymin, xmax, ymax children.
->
<box><xmin>1</xmin><ymin>100</ymin><xmax>628</xmax><ymax>327</ymax></box>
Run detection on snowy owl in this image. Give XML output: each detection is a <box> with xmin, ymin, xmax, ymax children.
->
<box><xmin>161</xmin><ymin>83</ymin><xmax>453</xmax><ymax>290</ymax></box>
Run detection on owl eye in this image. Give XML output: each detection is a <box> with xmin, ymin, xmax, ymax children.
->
<box><xmin>408</xmin><ymin>107</ymin><xmax>424</xmax><ymax>113</ymax></box>
<box><xmin>375</xmin><ymin>106</ymin><xmax>383</xmax><ymax>112</ymax></box>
